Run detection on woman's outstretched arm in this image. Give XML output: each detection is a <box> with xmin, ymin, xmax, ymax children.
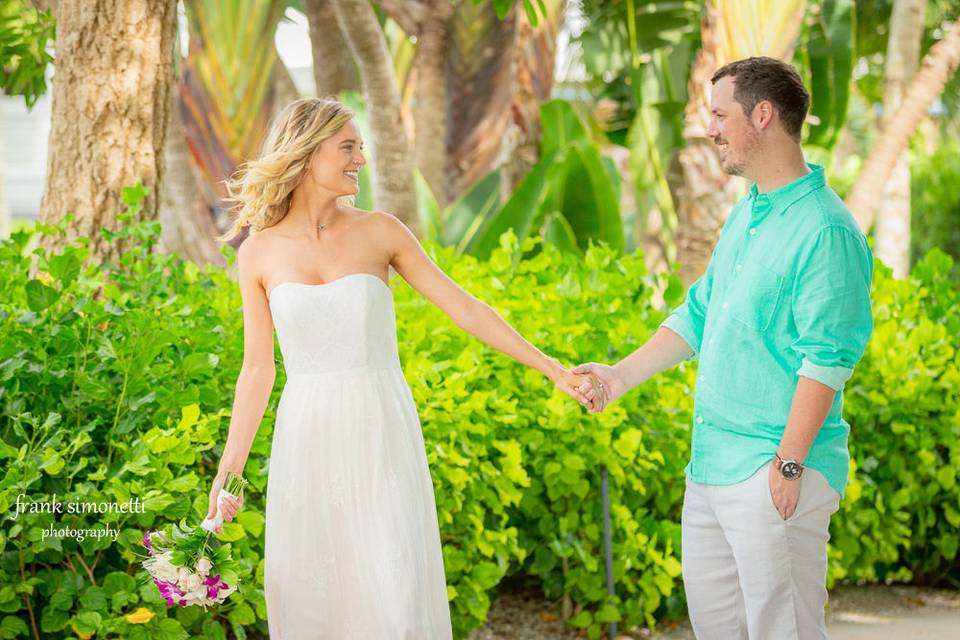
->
<box><xmin>374</xmin><ymin>212</ymin><xmax>595</xmax><ymax>408</ymax></box>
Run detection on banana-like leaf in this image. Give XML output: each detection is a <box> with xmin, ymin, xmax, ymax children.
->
<box><xmin>415</xmin><ymin>170</ymin><xmax>442</xmax><ymax>243</ymax></box>
<box><xmin>542</xmin><ymin>210</ymin><xmax>582</xmax><ymax>255</ymax></box>
<box><xmin>465</xmin><ymin>101</ymin><xmax>625</xmax><ymax>258</ymax></box>
<box><xmin>442</xmin><ymin>170</ymin><xmax>503</xmax><ymax>251</ymax></box>
<box><xmin>561</xmin><ymin>142</ymin><xmax>624</xmax><ymax>253</ymax></box>
<box><xmin>464</xmin><ymin>152</ymin><xmax>561</xmax><ymax>258</ymax></box>
<box><xmin>578</xmin><ymin>0</ymin><xmax>699</xmax><ymax>76</ymax></box>
<box><xmin>540</xmin><ymin>99</ymin><xmax>590</xmax><ymax>157</ymax></box>
<box><xmin>179</xmin><ymin>0</ymin><xmax>286</xmax><ymax>203</ymax></box>
<box><xmin>715</xmin><ymin>0</ymin><xmax>806</xmax><ymax>65</ymax></box>
<box><xmin>805</xmin><ymin>0</ymin><xmax>855</xmax><ymax>150</ymax></box>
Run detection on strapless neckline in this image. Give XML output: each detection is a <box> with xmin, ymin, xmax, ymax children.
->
<box><xmin>267</xmin><ymin>272</ymin><xmax>391</xmax><ymax>304</ymax></box>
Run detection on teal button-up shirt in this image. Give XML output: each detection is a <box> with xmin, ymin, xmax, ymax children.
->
<box><xmin>661</xmin><ymin>163</ymin><xmax>873</xmax><ymax>496</ymax></box>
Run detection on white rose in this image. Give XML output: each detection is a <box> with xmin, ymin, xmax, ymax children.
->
<box><xmin>184</xmin><ymin>572</ymin><xmax>203</xmax><ymax>592</ymax></box>
<box><xmin>196</xmin><ymin>557</ymin><xmax>213</xmax><ymax>575</ymax></box>
<box><xmin>176</xmin><ymin>567</ymin><xmax>191</xmax><ymax>589</ymax></box>
<box><xmin>149</xmin><ymin>553</ymin><xmax>179</xmax><ymax>583</ymax></box>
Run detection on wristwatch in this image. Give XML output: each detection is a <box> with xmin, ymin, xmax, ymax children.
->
<box><xmin>774</xmin><ymin>453</ymin><xmax>804</xmax><ymax>480</ymax></box>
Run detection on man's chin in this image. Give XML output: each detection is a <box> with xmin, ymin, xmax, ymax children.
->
<box><xmin>721</xmin><ymin>160</ymin><xmax>744</xmax><ymax>177</ymax></box>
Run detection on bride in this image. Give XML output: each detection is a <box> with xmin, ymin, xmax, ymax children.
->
<box><xmin>202</xmin><ymin>97</ymin><xmax>604</xmax><ymax>638</ymax></box>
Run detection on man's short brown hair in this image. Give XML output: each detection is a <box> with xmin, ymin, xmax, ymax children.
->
<box><xmin>711</xmin><ymin>56</ymin><xmax>810</xmax><ymax>140</ymax></box>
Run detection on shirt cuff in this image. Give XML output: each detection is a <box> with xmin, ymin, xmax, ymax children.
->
<box><xmin>797</xmin><ymin>358</ymin><xmax>854</xmax><ymax>391</ymax></box>
<box><xmin>660</xmin><ymin>314</ymin><xmax>699</xmax><ymax>361</ymax></box>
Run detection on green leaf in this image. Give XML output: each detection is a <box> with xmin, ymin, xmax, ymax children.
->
<box><xmin>25</xmin><ymin>279</ymin><xmax>60</xmax><ymax>311</ymax></box>
<box><xmin>237</xmin><ymin>510</ymin><xmax>265</xmax><ymax>538</ymax></box>
<box><xmin>805</xmin><ymin>0</ymin><xmax>854</xmax><ymax>150</ymax></box>
<box><xmin>470</xmin><ymin>561</ymin><xmax>502</xmax><ymax>590</ymax></box>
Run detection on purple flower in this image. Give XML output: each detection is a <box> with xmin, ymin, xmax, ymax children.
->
<box><xmin>203</xmin><ymin>574</ymin><xmax>230</xmax><ymax>600</ymax></box>
<box><xmin>143</xmin><ymin>530</ymin><xmax>154</xmax><ymax>555</ymax></box>
<box><xmin>153</xmin><ymin>577</ymin><xmax>185</xmax><ymax>608</ymax></box>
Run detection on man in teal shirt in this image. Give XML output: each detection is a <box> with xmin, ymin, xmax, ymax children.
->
<box><xmin>577</xmin><ymin>57</ymin><xmax>873</xmax><ymax>639</ymax></box>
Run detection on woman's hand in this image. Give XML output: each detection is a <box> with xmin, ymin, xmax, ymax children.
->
<box><xmin>547</xmin><ymin>361</ymin><xmax>603</xmax><ymax>411</ymax></box>
<box><xmin>572</xmin><ymin>363</ymin><xmax>624</xmax><ymax>413</ymax></box>
<box><xmin>205</xmin><ymin>471</ymin><xmax>245</xmax><ymax>534</ymax></box>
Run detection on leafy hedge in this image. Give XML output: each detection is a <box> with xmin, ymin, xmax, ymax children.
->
<box><xmin>2</xmin><ymin>193</ymin><xmax>958</xmax><ymax>639</ymax></box>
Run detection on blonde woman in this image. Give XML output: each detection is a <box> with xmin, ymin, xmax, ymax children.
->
<box><xmin>203</xmin><ymin>98</ymin><xmax>603</xmax><ymax>638</ymax></box>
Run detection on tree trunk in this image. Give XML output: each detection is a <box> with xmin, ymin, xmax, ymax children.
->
<box><xmin>846</xmin><ymin>18</ymin><xmax>960</xmax><ymax>232</ymax></box>
<box><xmin>874</xmin><ymin>0</ymin><xmax>926</xmax><ymax>278</ymax></box>
<box><xmin>496</xmin><ymin>0</ymin><xmax>564</xmax><ymax>196</ymax></box>
<box><xmin>670</xmin><ymin>0</ymin><xmax>806</xmax><ymax>285</ymax></box>
<box><xmin>37</xmin><ymin>0</ymin><xmax>178</xmax><ymax>263</ymax></box>
<box><xmin>413</xmin><ymin>0</ymin><xmax>454</xmax><ymax>205</ymax></box>
<box><xmin>274</xmin><ymin>55</ymin><xmax>301</xmax><ymax>108</ymax></box>
<box><xmin>329</xmin><ymin>0</ymin><xmax>419</xmax><ymax>234</ymax></box>
<box><xmin>446</xmin><ymin>1</ymin><xmax>518</xmax><ymax>200</ymax></box>
<box><xmin>671</xmin><ymin>3</ymin><xmax>741</xmax><ymax>285</ymax></box>
<box><xmin>304</xmin><ymin>0</ymin><xmax>358</xmax><ymax>97</ymax></box>
<box><xmin>158</xmin><ymin>84</ymin><xmax>224</xmax><ymax>266</ymax></box>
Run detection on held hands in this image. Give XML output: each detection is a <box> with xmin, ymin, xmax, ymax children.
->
<box><xmin>546</xmin><ymin>360</ymin><xmax>606</xmax><ymax>412</ymax></box>
<box><xmin>205</xmin><ymin>471</ymin><xmax>245</xmax><ymax>534</ymax></box>
<box><xmin>571</xmin><ymin>363</ymin><xmax>625</xmax><ymax>413</ymax></box>
<box><xmin>768</xmin><ymin>461</ymin><xmax>801</xmax><ymax>520</ymax></box>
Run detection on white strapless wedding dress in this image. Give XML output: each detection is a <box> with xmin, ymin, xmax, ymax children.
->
<box><xmin>262</xmin><ymin>273</ymin><xmax>452</xmax><ymax>639</ymax></box>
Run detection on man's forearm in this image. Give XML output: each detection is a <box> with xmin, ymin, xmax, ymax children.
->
<box><xmin>613</xmin><ymin>327</ymin><xmax>695</xmax><ymax>391</ymax></box>
<box><xmin>777</xmin><ymin>376</ymin><xmax>837</xmax><ymax>462</ymax></box>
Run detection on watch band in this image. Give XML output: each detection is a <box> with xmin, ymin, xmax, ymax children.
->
<box><xmin>774</xmin><ymin>453</ymin><xmax>805</xmax><ymax>479</ymax></box>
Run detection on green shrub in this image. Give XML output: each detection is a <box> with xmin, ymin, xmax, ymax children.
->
<box><xmin>0</xmin><ymin>189</ymin><xmax>271</xmax><ymax>639</ymax></box>
<box><xmin>829</xmin><ymin>248</ymin><xmax>960</xmax><ymax>587</ymax></box>
<box><xmin>2</xmin><ymin>187</ymin><xmax>958</xmax><ymax>639</ymax></box>
<box><xmin>911</xmin><ymin>140</ymin><xmax>960</xmax><ymax>281</ymax></box>
<box><xmin>395</xmin><ymin>233</ymin><xmax>693</xmax><ymax>637</ymax></box>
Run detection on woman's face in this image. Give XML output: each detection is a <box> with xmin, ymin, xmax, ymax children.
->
<box><xmin>304</xmin><ymin>120</ymin><xmax>366</xmax><ymax>198</ymax></box>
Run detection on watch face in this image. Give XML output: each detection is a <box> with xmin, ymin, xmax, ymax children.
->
<box><xmin>781</xmin><ymin>461</ymin><xmax>803</xmax><ymax>480</ymax></box>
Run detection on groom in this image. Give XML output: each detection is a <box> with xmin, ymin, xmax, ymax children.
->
<box><xmin>577</xmin><ymin>57</ymin><xmax>873</xmax><ymax>639</ymax></box>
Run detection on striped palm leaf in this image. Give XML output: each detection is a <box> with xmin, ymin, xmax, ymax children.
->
<box><xmin>179</xmin><ymin>0</ymin><xmax>287</xmax><ymax>246</ymax></box>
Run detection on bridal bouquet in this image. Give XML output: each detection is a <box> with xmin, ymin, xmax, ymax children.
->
<box><xmin>140</xmin><ymin>472</ymin><xmax>248</xmax><ymax>608</ymax></box>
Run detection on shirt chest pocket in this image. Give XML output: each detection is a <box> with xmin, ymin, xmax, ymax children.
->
<box><xmin>726</xmin><ymin>263</ymin><xmax>786</xmax><ymax>333</ymax></box>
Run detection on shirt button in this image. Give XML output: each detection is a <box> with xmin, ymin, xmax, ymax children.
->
<box><xmin>749</xmin><ymin>228</ymin><xmax>757</xmax><ymax>236</ymax></box>
<box><xmin>696</xmin><ymin>416</ymin><xmax>704</xmax><ymax>424</ymax></box>
<box><xmin>736</xmin><ymin>264</ymin><xmax>743</xmax><ymax>272</ymax></box>
<box><xmin>722</xmin><ymin>302</ymin><xmax>729</xmax><ymax>310</ymax></box>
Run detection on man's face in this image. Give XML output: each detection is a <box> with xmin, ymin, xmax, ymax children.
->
<box><xmin>707</xmin><ymin>75</ymin><xmax>761</xmax><ymax>177</ymax></box>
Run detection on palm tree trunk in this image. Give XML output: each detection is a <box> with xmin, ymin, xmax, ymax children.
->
<box><xmin>158</xmin><ymin>87</ymin><xmax>224</xmax><ymax>266</ymax></box>
<box><xmin>672</xmin><ymin>3</ymin><xmax>741</xmax><ymax>285</ymax></box>
<box><xmin>446</xmin><ymin>1</ymin><xmax>518</xmax><ymax>201</ymax></box>
<box><xmin>329</xmin><ymin>0</ymin><xmax>419</xmax><ymax>234</ymax></box>
<box><xmin>414</xmin><ymin>0</ymin><xmax>454</xmax><ymax>205</ymax></box>
<box><xmin>670</xmin><ymin>0</ymin><xmax>806</xmax><ymax>285</ymax></box>
<box><xmin>496</xmin><ymin>0</ymin><xmax>564</xmax><ymax>195</ymax></box>
<box><xmin>274</xmin><ymin>55</ymin><xmax>301</xmax><ymax>108</ymax></box>
<box><xmin>846</xmin><ymin>18</ymin><xmax>960</xmax><ymax>232</ymax></box>
<box><xmin>37</xmin><ymin>0</ymin><xmax>178</xmax><ymax>263</ymax></box>
<box><xmin>874</xmin><ymin>0</ymin><xmax>926</xmax><ymax>278</ymax></box>
<box><xmin>304</xmin><ymin>0</ymin><xmax>358</xmax><ymax>97</ymax></box>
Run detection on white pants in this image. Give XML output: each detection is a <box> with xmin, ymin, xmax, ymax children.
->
<box><xmin>681</xmin><ymin>462</ymin><xmax>841</xmax><ymax>640</ymax></box>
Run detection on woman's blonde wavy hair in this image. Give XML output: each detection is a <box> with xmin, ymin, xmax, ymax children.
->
<box><xmin>217</xmin><ymin>97</ymin><xmax>355</xmax><ymax>242</ymax></box>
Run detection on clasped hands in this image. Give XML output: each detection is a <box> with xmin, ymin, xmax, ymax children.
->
<box><xmin>550</xmin><ymin>361</ymin><xmax>623</xmax><ymax>414</ymax></box>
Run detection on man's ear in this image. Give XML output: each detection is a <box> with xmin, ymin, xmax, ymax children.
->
<box><xmin>753</xmin><ymin>99</ymin><xmax>776</xmax><ymax>131</ymax></box>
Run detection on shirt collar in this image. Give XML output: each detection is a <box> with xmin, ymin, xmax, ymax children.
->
<box><xmin>748</xmin><ymin>163</ymin><xmax>825</xmax><ymax>217</ymax></box>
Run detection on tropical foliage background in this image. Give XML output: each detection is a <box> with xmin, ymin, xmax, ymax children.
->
<box><xmin>1</xmin><ymin>0</ymin><xmax>959</xmax><ymax>639</ymax></box>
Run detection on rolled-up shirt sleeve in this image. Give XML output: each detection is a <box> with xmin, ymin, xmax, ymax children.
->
<box><xmin>791</xmin><ymin>224</ymin><xmax>874</xmax><ymax>391</ymax></box>
<box><xmin>660</xmin><ymin>251</ymin><xmax>716</xmax><ymax>360</ymax></box>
